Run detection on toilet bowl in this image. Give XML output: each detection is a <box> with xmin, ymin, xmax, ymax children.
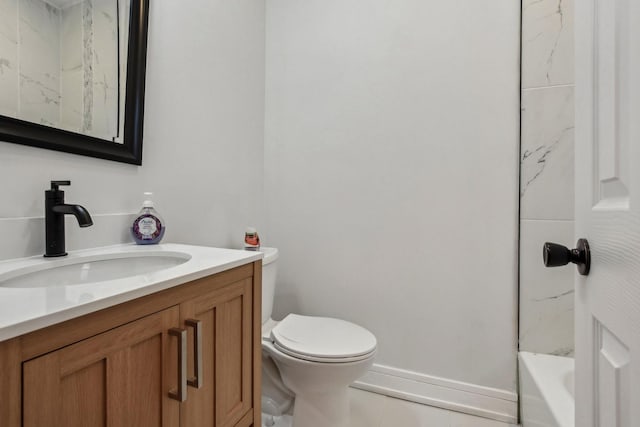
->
<box><xmin>259</xmin><ymin>248</ymin><xmax>377</xmax><ymax>427</ymax></box>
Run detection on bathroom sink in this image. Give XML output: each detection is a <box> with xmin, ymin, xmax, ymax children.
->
<box><xmin>0</xmin><ymin>251</ymin><xmax>191</xmax><ymax>288</ymax></box>
<box><xmin>0</xmin><ymin>243</ymin><xmax>262</xmax><ymax>342</ymax></box>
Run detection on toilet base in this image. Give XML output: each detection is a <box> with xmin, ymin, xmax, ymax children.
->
<box><xmin>262</xmin><ymin>413</ymin><xmax>292</xmax><ymax>427</ymax></box>
<box><xmin>291</xmin><ymin>387</ymin><xmax>350</xmax><ymax>427</ymax></box>
<box><xmin>262</xmin><ymin>389</ymin><xmax>352</xmax><ymax>427</ymax></box>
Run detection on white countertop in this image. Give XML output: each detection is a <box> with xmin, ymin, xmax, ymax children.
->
<box><xmin>0</xmin><ymin>243</ymin><xmax>263</xmax><ymax>342</ymax></box>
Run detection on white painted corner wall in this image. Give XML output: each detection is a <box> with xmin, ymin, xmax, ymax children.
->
<box><xmin>264</xmin><ymin>0</ymin><xmax>520</xmax><ymax>422</ymax></box>
<box><xmin>0</xmin><ymin>0</ymin><xmax>266</xmax><ymax>260</ymax></box>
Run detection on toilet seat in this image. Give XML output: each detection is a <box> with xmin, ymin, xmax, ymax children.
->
<box><xmin>269</xmin><ymin>314</ymin><xmax>377</xmax><ymax>363</ymax></box>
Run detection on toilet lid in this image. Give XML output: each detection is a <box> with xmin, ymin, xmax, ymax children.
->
<box><xmin>270</xmin><ymin>314</ymin><xmax>377</xmax><ymax>362</ymax></box>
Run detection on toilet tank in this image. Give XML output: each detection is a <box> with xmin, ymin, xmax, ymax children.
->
<box><xmin>260</xmin><ymin>247</ymin><xmax>279</xmax><ymax>324</ymax></box>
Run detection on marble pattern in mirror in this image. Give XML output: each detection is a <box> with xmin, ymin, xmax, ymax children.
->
<box><xmin>0</xmin><ymin>0</ymin><xmax>129</xmax><ymax>142</ymax></box>
<box><xmin>0</xmin><ymin>0</ymin><xmax>147</xmax><ymax>165</ymax></box>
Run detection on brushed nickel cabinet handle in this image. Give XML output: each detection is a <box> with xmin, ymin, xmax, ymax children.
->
<box><xmin>185</xmin><ymin>319</ymin><xmax>203</xmax><ymax>389</ymax></box>
<box><xmin>168</xmin><ymin>328</ymin><xmax>187</xmax><ymax>402</ymax></box>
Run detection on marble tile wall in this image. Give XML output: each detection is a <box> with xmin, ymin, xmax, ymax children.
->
<box><xmin>89</xmin><ymin>0</ymin><xmax>119</xmax><ymax>140</ymax></box>
<box><xmin>60</xmin><ymin>0</ymin><xmax>119</xmax><ymax>139</ymax></box>
<box><xmin>519</xmin><ymin>0</ymin><xmax>575</xmax><ymax>356</ymax></box>
<box><xmin>0</xmin><ymin>0</ymin><xmax>119</xmax><ymax>137</ymax></box>
<box><xmin>0</xmin><ymin>0</ymin><xmax>19</xmax><ymax>118</ymax></box>
<box><xmin>18</xmin><ymin>0</ymin><xmax>62</xmax><ymax>127</ymax></box>
<box><xmin>60</xmin><ymin>2</ymin><xmax>84</xmax><ymax>132</ymax></box>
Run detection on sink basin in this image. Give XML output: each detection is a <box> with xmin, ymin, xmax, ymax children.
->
<box><xmin>0</xmin><ymin>251</ymin><xmax>191</xmax><ymax>288</ymax></box>
<box><xmin>0</xmin><ymin>243</ymin><xmax>263</xmax><ymax>342</ymax></box>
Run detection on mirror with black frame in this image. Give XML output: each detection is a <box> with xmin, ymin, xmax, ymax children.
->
<box><xmin>0</xmin><ymin>0</ymin><xmax>149</xmax><ymax>165</ymax></box>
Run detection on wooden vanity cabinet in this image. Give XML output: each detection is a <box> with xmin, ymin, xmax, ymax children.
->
<box><xmin>180</xmin><ymin>277</ymin><xmax>253</xmax><ymax>427</ymax></box>
<box><xmin>0</xmin><ymin>261</ymin><xmax>262</xmax><ymax>427</ymax></box>
<box><xmin>23</xmin><ymin>306</ymin><xmax>181</xmax><ymax>427</ymax></box>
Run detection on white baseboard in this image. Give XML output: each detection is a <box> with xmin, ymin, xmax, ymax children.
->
<box><xmin>352</xmin><ymin>364</ymin><xmax>518</xmax><ymax>424</ymax></box>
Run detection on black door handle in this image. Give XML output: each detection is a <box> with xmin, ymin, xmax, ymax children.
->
<box><xmin>543</xmin><ymin>239</ymin><xmax>591</xmax><ymax>276</ymax></box>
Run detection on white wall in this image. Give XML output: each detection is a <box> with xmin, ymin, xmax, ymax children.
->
<box><xmin>0</xmin><ymin>0</ymin><xmax>265</xmax><ymax>260</ymax></box>
<box><xmin>264</xmin><ymin>0</ymin><xmax>520</xmax><ymax>412</ymax></box>
<box><xmin>519</xmin><ymin>0</ymin><xmax>575</xmax><ymax>357</ymax></box>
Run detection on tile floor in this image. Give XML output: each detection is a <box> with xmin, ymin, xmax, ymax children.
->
<box><xmin>264</xmin><ymin>388</ymin><xmax>520</xmax><ymax>427</ymax></box>
<box><xmin>349</xmin><ymin>388</ymin><xmax>520</xmax><ymax>427</ymax></box>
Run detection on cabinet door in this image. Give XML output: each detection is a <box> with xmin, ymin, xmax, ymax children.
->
<box><xmin>23</xmin><ymin>306</ymin><xmax>181</xmax><ymax>427</ymax></box>
<box><xmin>181</xmin><ymin>278</ymin><xmax>253</xmax><ymax>427</ymax></box>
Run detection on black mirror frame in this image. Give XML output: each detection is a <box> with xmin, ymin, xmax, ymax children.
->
<box><xmin>0</xmin><ymin>0</ymin><xmax>149</xmax><ymax>166</ymax></box>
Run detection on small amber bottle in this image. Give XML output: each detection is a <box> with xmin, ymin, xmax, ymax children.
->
<box><xmin>244</xmin><ymin>227</ymin><xmax>260</xmax><ymax>251</ymax></box>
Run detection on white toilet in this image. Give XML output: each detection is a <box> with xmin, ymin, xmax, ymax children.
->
<box><xmin>260</xmin><ymin>247</ymin><xmax>377</xmax><ymax>427</ymax></box>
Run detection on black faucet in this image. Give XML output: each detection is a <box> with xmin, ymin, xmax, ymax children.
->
<box><xmin>45</xmin><ymin>181</ymin><xmax>93</xmax><ymax>257</ymax></box>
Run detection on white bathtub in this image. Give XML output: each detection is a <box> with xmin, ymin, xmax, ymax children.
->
<box><xmin>519</xmin><ymin>352</ymin><xmax>574</xmax><ymax>427</ymax></box>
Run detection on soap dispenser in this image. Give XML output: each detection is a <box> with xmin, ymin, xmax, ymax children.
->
<box><xmin>131</xmin><ymin>192</ymin><xmax>165</xmax><ymax>245</ymax></box>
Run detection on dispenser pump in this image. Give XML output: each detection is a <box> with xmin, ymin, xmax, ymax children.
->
<box><xmin>142</xmin><ymin>192</ymin><xmax>155</xmax><ymax>208</ymax></box>
<box><xmin>50</xmin><ymin>180</ymin><xmax>71</xmax><ymax>191</ymax></box>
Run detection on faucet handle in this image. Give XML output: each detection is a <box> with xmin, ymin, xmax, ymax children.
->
<box><xmin>50</xmin><ymin>181</ymin><xmax>71</xmax><ymax>191</ymax></box>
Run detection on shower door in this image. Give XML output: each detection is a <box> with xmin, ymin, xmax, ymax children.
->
<box><xmin>575</xmin><ymin>0</ymin><xmax>640</xmax><ymax>425</ymax></box>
